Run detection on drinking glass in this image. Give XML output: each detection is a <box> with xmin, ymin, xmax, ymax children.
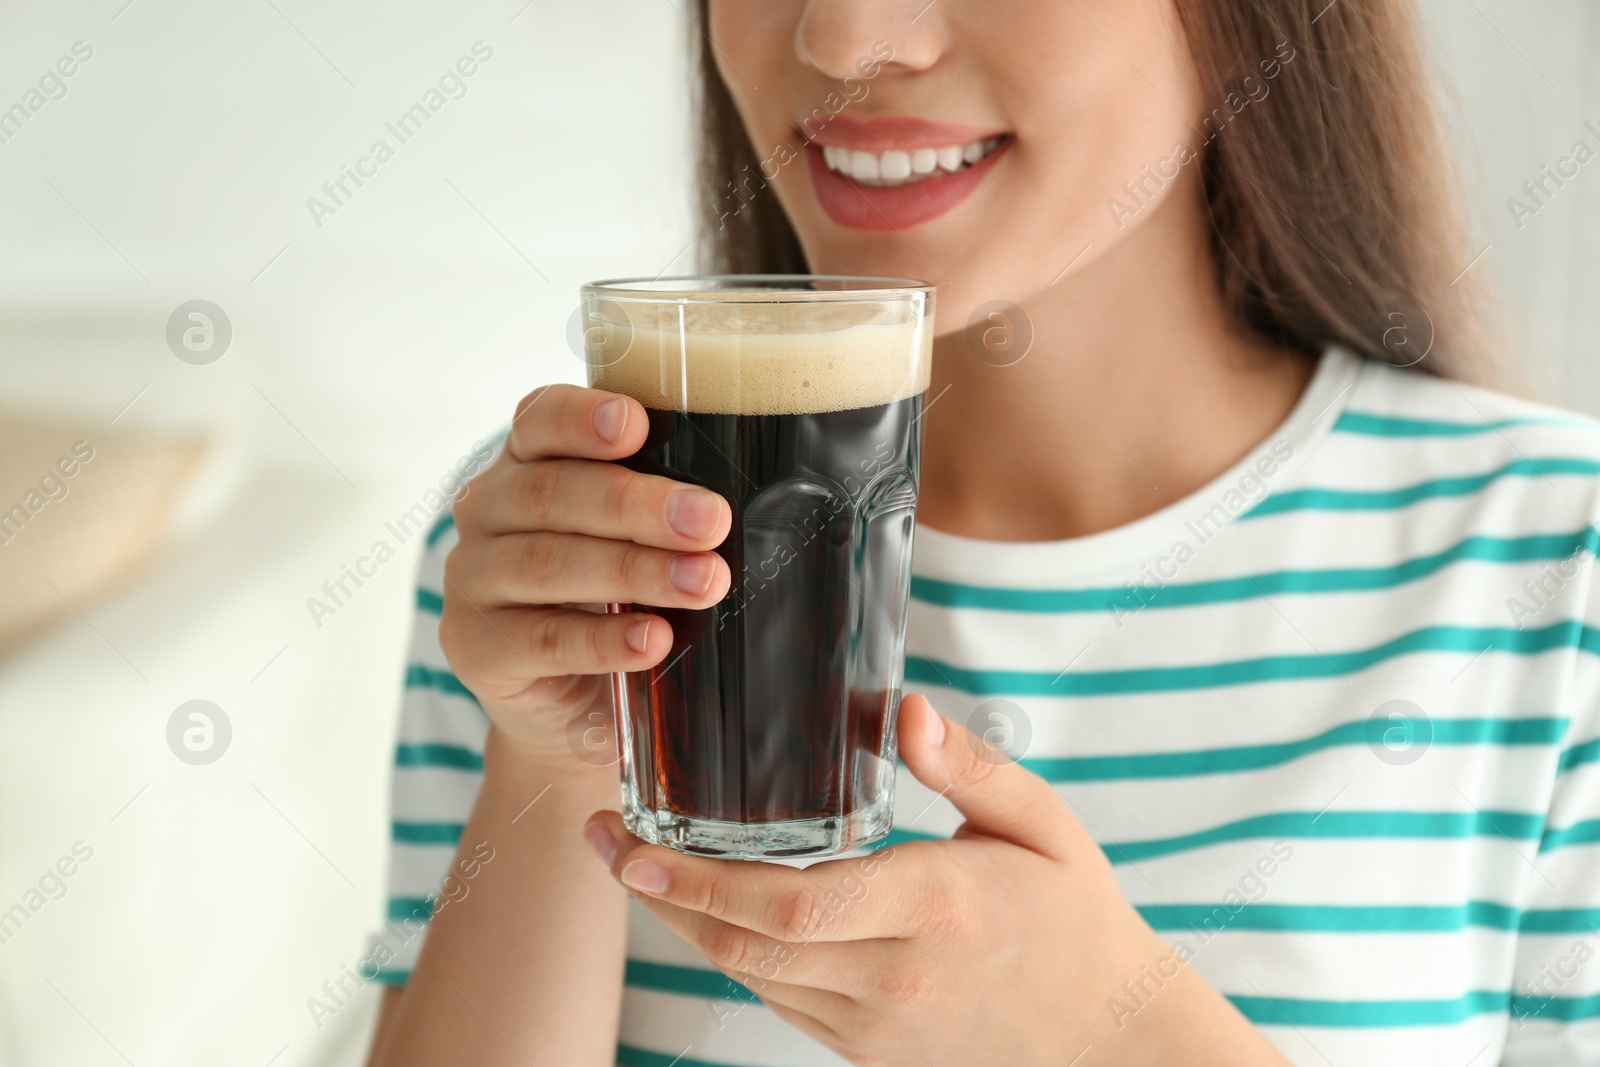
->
<box><xmin>580</xmin><ymin>275</ymin><xmax>934</xmax><ymax>859</ymax></box>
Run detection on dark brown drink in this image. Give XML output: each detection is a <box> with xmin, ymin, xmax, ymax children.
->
<box><xmin>583</xmin><ymin>276</ymin><xmax>933</xmax><ymax>859</ymax></box>
<box><xmin>615</xmin><ymin>398</ymin><xmax>921</xmax><ymax>851</ymax></box>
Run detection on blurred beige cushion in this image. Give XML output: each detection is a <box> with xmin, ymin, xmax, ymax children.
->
<box><xmin>0</xmin><ymin>410</ymin><xmax>207</xmax><ymax>656</ymax></box>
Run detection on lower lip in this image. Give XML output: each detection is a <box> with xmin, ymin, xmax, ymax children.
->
<box><xmin>804</xmin><ymin>139</ymin><xmax>1010</xmax><ymax>231</ymax></box>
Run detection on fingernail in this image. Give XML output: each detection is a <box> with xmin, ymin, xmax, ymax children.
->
<box><xmin>583</xmin><ymin>823</ymin><xmax>616</xmax><ymax>866</ymax></box>
<box><xmin>620</xmin><ymin>860</ymin><xmax>670</xmax><ymax>895</ymax></box>
<box><xmin>925</xmin><ymin>700</ymin><xmax>946</xmax><ymax>747</ymax></box>
<box><xmin>592</xmin><ymin>397</ymin><xmax>629</xmax><ymax>443</ymax></box>
<box><xmin>668</xmin><ymin>554</ymin><xmax>718</xmax><ymax>596</ymax></box>
<box><xmin>665</xmin><ymin>490</ymin><xmax>721</xmax><ymax>540</ymax></box>
<box><xmin>625</xmin><ymin>618</ymin><xmax>653</xmax><ymax>654</ymax></box>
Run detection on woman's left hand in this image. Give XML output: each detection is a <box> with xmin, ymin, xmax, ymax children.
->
<box><xmin>585</xmin><ymin>696</ymin><xmax>1288</xmax><ymax>1067</ymax></box>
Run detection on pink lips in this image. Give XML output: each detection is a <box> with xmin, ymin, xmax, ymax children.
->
<box><xmin>799</xmin><ymin>114</ymin><xmax>1011</xmax><ymax>231</ymax></box>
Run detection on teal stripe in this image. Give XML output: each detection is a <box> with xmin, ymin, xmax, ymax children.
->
<box><xmin>1541</xmin><ymin>818</ymin><xmax>1600</xmax><ymax>853</ymax></box>
<box><xmin>370</xmin><ymin>969</ymin><xmax>410</xmax><ymax>985</ymax></box>
<box><xmin>907</xmin><ymin>621</ymin><xmax>1600</xmax><ymax>697</ymax></box>
<box><xmin>1333</xmin><ymin>411</ymin><xmax>1590</xmax><ymax>437</ymax></box>
<box><xmin>1231</xmin><ymin>990</ymin><xmax>1600</xmax><ymax>1027</ymax></box>
<box><xmin>392</xmin><ymin>820</ymin><xmax>464</xmax><ymax>845</ymax></box>
<box><xmin>1139</xmin><ymin>901</ymin><xmax>1523</xmax><ymax>933</ymax></box>
<box><xmin>387</xmin><ymin>897</ymin><xmax>435</xmax><ymax>922</ymax></box>
<box><xmin>625</xmin><ymin>960</ymin><xmax>757</xmax><ymax>1004</ymax></box>
<box><xmin>617</xmin><ymin>1046</ymin><xmax>749</xmax><ymax>1067</ymax></box>
<box><xmin>622</xmin><ymin>960</ymin><xmax>1600</xmax><ymax>1028</ymax></box>
<box><xmin>910</xmin><ymin>529</ymin><xmax>1598</xmax><ymax>614</ymax></box>
<box><xmin>875</xmin><ymin>827</ymin><xmax>941</xmax><ymax>849</ymax></box>
<box><xmin>1020</xmin><ymin>717</ymin><xmax>1566</xmax><ymax>782</ymax></box>
<box><xmin>1245</xmin><ymin>457</ymin><xmax>1600</xmax><ymax>519</ymax></box>
<box><xmin>1229</xmin><ymin>990</ymin><xmax>1510</xmax><ymax>1027</ymax></box>
<box><xmin>416</xmin><ymin>587</ymin><xmax>444</xmax><ymax>614</ymax></box>
<box><xmin>425</xmin><ymin>513</ymin><xmax>455</xmax><ymax>547</ymax></box>
<box><xmin>1559</xmin><ymin>738</ymin><xmax>1600</xmax><ymax>774</ymax></box>
<box><xmin>1520</xmin><ymin>908</ymin><xmax>1600</xmax><ymax>934</ymax></box>
<box><xmin>403</xmin><ymin>664</ymin><xmax>481</xmax><ymax>706</ymax></box>
<box><xmin>1106</xmin><ymin>810</ymin><xmax>1542</xmax><ymax>864</ymax></box>
<box><xmin>395</xmin><ymin>742</ymin><xmax>483</xmax><ymax>772</ymax></box>
<box><xmin>886</xmin><ymin>812</ymin><xmax>1563</xmax><ymax>866</ymax></box>
<box><xmin>1512</xmin><ymin>993</ymin><xmax>1600</xmax><ymax>1022</ymax></box>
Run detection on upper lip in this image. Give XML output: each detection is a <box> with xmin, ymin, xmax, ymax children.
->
<box><xmin>797</xmin><ymin>113</ymin><xmax>1008</xmax><ymax>151</ymax></box>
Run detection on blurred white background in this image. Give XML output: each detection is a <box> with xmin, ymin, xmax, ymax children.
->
<box><xmin>0</xmin><ymin>1</ymin><xmax>1593</xmax><ymax>1065</ymax></box>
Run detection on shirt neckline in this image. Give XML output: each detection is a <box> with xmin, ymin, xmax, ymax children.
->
<box><xmin>911</xmin><ymin>347</ymin><xmax>1363</xmax><ymax>585</ymax></box>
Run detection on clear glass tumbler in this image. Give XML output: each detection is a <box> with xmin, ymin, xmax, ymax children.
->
<box><xmin>580</xmin><ymin>276</ymin><xmax>934</xmax><ymax>859</ymax></box>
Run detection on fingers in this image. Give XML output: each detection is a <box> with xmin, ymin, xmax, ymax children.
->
<box><xmin>506</xmin><ymin>384</ymin><xmax>649</xmax><ymax>463</ymax></box>
<box><xmin>898</xmin><ymin>695</ymin><xmax>1083</xmax><ymax>862</ymax></box>
<box><xmin>585</xmin><ymin>811</ymin><xmax>918</xmax><ymax>942</ymax></box>
<box><xmin>625</xmin><ymin>895</ymin><xmax>876</xmax><ymax>997</ymax></box>
<box><xmin>450</xmin><ymin>531</ymin><xmax>730</xmax><ymax>610</ymax></box>
<box><xmin>438</xmin><ymin>602</ymin><xmax>672</xmax><ymax>699</ymax></box>
<box><xmin>465</xmin><ymin>459</ymin><xmax>731</xmax><ymax>553</ymax></box>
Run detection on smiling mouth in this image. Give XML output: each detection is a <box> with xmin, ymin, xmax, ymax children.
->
<box><xmin>818</xmin><ymin>137</ymin><xmax>1008</xmax><ymax>188</ymax></box>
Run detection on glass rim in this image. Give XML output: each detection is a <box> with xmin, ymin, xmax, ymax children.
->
<box><xmin>582</xmin><ymin>274</ymin><xmax>935</xmax><ymax>302</ymax></box>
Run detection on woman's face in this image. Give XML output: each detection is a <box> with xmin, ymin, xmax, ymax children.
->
<box><xmin>708</xmin><ymin>0</ymin><xmax>1209</xmax><ymax>332</ymax></box>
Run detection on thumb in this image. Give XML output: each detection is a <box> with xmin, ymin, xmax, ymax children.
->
<box><xmin>897</xmin><ymin>694</ymin><xmax>1081</xmax><ymax>860</ymax></box>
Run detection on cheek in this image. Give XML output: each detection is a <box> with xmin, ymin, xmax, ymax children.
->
<box><xmin>1012</xmin><ymin>6</ymin><xmax>1203</xmax><ymax>228</ymax></box>
<box><xmin>707</xmin><ymin>1</ymin><xmax>802</xmax><ymax>146</ymax></box>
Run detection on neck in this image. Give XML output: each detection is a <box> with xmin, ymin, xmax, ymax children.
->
<box><xmin>917</xmin><ymin>181</ymin><xmax>1315</xmax><ymax>543</ymax></box>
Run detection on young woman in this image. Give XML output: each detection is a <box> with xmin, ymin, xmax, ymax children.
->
<box><xmin>365</xmin><ymin>2</ymin><xmax>1600</xmax><ymax>1064</ymax></box>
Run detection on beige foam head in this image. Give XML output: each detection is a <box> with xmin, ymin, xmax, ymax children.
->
<box><xmin>587</xmin><ymin>299</ymin><xmax>933</xmax><ymax>415</ymax></box>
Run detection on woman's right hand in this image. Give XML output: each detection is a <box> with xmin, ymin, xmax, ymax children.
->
<box><xmin>440</xmin><ymin>384</ymin><xmax>732</xmax><ymax>768</ymax></box>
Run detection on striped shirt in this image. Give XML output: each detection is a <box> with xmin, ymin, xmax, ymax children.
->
<box><xmin>375</xmin><ymin>347</ymin><xmax>1600</xmax><ymax>1065</ymax></box>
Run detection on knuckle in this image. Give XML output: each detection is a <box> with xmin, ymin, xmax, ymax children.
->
<box><xmin>919</xmin><ymin>874</ymin><xmax>968</xmax><ymax>938</ymax></box>
<box><xmin>511</xmin><ymin>385</ymin><xmax>558</xmax><ymax>440</ymax></box>
<box><xmin>531</xmin><ymin>613</ymin><xmax>566</xmax><ymax>663</ymax></box>
<box><xmin>778</xmin><ymin>885</ymin><xmax>828</xmax><ymax>943</ymax></box>
<box><xmin>611</xmin><ymin>543</ymin><xmax>650</xmax><ymax>592</ymax></box>
<box><xmin>704</xmin><ymin>923</ymin><xmax>760</xmax><ymax>974</ymax></box>
<box><xmin>691</xmin><ymin>870</ymin><xmax>734</xmax><ymax>923</ymax></box>
<box><xmin>440</xmin><ymin>541</ymin><xmax>468</xmax><ymax>591</ymax></box>
<box><xmin>584</xmin><ymin>615</ymin><xmax>610</xmax><ymax>665</ymax></box>
<box><xmin>603</xmin><ymin>467</ymin><xmax>646</xmax><ymax>527</ymax></box>
<box><xmin>450</xmin><ymin>473</ymin><xmax>485</xmax><ymax>527</ymax></box>
<box><xmin>523</xmin><ymin>462</ymin><xmax>562</xmax><ymax>524</ymax></box>
<box><xmin>877</xmin><ymin>965</ymin><xmax>931</xmax><ymax>1007</ymax></box>
<box><xmin>437</xmin><ymin>609</ymin><xmax>467</xmax><ymax>671</ymax></box>
<box><xmin>513</xmin><ymin>386</ymin><xmax>550</xmax><ymax>422</ymax></box>
<box><xmin>516</xmin><ymin>531</ymin><xmax>562</xmax><ymax>583</ymax></box>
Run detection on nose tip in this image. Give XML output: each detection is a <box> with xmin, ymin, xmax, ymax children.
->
<box><xmin>794</xmin><ymin>0</ymin><xmax>944</xmax><ymax>80</ymax></box>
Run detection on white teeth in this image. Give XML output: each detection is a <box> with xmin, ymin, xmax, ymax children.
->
<box><xmin>819</xmin><ymin>137</ymin><xmax>1004</xmax><ymax>187</ymax></box>
<box><xmin>849</xmin><ymin>150</ymin><xmax>880</xmax><ymax>181</ymax></box>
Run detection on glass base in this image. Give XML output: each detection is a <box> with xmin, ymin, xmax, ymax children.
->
<box><xmin>623</xmin><ymin>802</ymin><xmax>892</xmax><ymax>861</ymax></box>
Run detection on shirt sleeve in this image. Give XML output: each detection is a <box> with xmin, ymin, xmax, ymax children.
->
<box><xmin>1501</xmin><ymin>543</ymin><xmax>1600</xmax><ymax>1064</ymax></box>
<box><xmin>364</xmin><ymin>513</ymin><xmax>493</xmax><ymax>985</ymax></box>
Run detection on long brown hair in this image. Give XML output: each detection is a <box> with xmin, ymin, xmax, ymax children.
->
<box><xmin>689</xmin><ymin>0</ymin><xmax>1509</xmax><ymax>387</ymax></box>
